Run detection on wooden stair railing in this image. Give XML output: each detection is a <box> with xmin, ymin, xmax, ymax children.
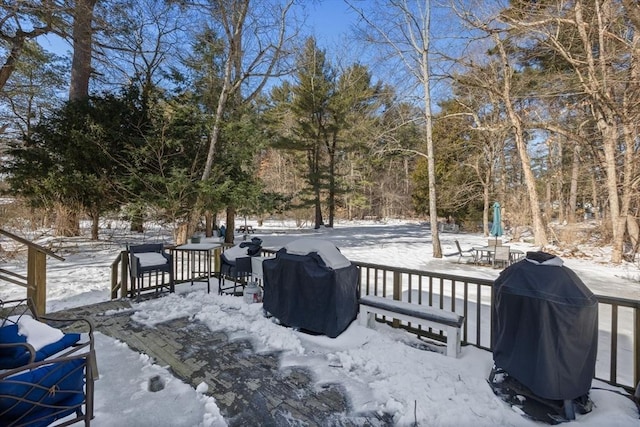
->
<box><xmin>0</xmin><ymin>229</ymin><xmax>65</xmax><ymax>315</ymax></box>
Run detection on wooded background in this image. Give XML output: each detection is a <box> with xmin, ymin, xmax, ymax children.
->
<box><xmin>0</xmin><ymin>1</ymin><xmax>638</xmax><ymax>262</ymax></box>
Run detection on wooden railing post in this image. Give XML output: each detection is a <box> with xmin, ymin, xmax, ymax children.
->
<box><xmin>26</xmin><ymin>247</ymin><xmax>47</xmax><ymax>316</ymax></box>
<box><xmin>213</xmin><ymin>247</ymin><xmax>221</xmax><ymax>273</ymax></box>
<box><xmin>392</xmin><ymin>271</ymin><xmax>401</xmax><ymax>327</ymax></box>
<box><xmin>121</xmin><ymin>251</ymin><xmax>129</xmax><ymax>298</ymax></box>
<box><xmin>110</xmin><ymin>261</ymin><xmax>118</xmax><ymax>300</ymax></box>
<box><xmin>0</xmin><ymin>228</ymin><xmax>64</xmax><ymax>314</ymax></box>
<box><xmin>110</xmin><ymin>250</ymin><xmax>130</xmax><ymax>300</ymax></box>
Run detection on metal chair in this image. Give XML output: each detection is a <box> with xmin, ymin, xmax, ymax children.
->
<box><xmin>454</xmin><ymin>240</ymin><xmax>475</xmax><ymax>264</ymax></box>
<box><xmin>128</xmin><ymin>244</ymin><xmax>174</xmax><ymax>300</ymax></box>
<box><xmin>0</xmin><ymin>298</ymin><xmax>97</xmax><ymax>427</ymax></box>
<box><xmin>218</xmin><ymin>254</ymin><xmax>253</xmax><ymax>295</ymax></box>
<box><xmin>218</xmin><ymin>238</ymin><xmax>262</xmax><ymax>295</ymax></box>
<box><xmin>493</xmin><ymin>246</ymin><xmax>511</xmax><ymax>269</ymax></box>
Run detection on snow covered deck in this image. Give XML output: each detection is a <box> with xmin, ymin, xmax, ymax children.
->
<box><xmin>60</xmin><ymin>299</ymin><xmax>393</xmax><ymax>425</ymax></box>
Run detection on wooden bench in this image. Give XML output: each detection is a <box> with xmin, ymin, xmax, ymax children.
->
<box><xmin>359</xmin><ymin>295</ymin><xmax>464</xmax><ymax>358</ymax></box>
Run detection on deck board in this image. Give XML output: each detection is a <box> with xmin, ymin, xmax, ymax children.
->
<box><xmin>57</xmin><ymin>299</ymin><xmax>394</xmax><ymax>426</ymax></box>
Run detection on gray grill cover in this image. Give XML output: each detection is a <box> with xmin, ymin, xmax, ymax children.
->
<box><xmin>492</xmin><ymin>252</ymin><xmax>598</xmax><ymax>400</ymax></box>
<box><xmin>262</xmin><ymin>249</ymin><xmax>358</xmax><ymax>338</ymax></box>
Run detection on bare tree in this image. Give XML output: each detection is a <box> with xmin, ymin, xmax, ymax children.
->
<box><xmin>92</xmin><ymin>0</ymin><xmax>186</xmax><ymax>95</ymax></box>
<box><xmin>498</xmin><ymin>0</ymin><xmax>639</xmax><ymax>262</ymax></box>
<box><xmin>0</xmin><ymin>2</ymin><xmax>64</xmax><ymax>93</ymax></box>
<box><xmin>491</xmin><ymin>33</ymin><xmax>548</xmax><ymax>246</ymax></box>
<box><xmin>197</xmin><ymin>0</ymin><xmax>295</xmax><ymax>181</ymax></box>
<box><xmin>173</xmin><ymin>0</ymin><xmax>296</xmax><ymax>243</ymax></box>
<box><xmin>349</xmin><ymin>0</ymin><xmax>442</xmax><ymax>257</ymax></box>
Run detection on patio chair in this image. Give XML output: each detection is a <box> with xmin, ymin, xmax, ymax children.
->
<box><xmin>493</xmin><ymin>245</ymin><xmax>511</xmax><ymax>269</ymax></box>
<box><xmin>219</xmin><ymin>255</ymin><xmax>253</xmax><ymax>295</ymax></box>
<box><xmin>0</xmin><ymin>298</ymin><xmax>97</xmax><ymax>427</ymax></box>
<box><xmin>128</xmin><ymin>243</ymin><xmax>174</xmax><ymax>300</ymax></box>
<box><xmin>218</xmin><ymin>238</ymin><xmax>262</xmax><ymax>295</ymax></box>
<box><xmin>454</xmin><ymin>240</ymin><xmax>475</xmax><ymax>264</ymax></box>
<box><xmin>488</xmin><ymin>239</ymin><xmax>503</xmax><ymax>247</ymax></box>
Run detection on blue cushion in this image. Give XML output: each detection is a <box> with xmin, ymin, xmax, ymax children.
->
<box><xmin>0</xmin><ymin>325</ymin><xmax>27</xmax><ymax>358</ymax></box>
<box><xmin>0</xmin><ymin>325</ymin><xmax>81</xmax><ymax>369</ymax></box>
<box><xmin>0</xmin><ymin>358</ymin><xmax>85</xmax><ymax>425</ymax></box>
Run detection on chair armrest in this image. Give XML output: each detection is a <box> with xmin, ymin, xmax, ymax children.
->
<box><xmin>37</xmin><ymin>315</ymin><xmax>97</xmax><ymax>377</ymax></box>
<box><xmin>0</xmin><ymin>298</ymin><xmax>98</xmax><ymax>377</ymax></box>
<box><xmin>0</xmin><ymin>341</ymin><xmax>37</xmax><ymax>365</ymax></box>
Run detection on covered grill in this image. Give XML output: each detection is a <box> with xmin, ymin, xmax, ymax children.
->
<box><xmin>491</xmin><ymin>251</ymin><xmax>598</xmax><ymax>421</ymax></box>
<box><xmin>262</xmin><ymin>239</ymin><xmax>358</xmax><ymax>338</ymax></box>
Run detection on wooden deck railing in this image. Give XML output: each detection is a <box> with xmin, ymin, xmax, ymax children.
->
<box><xmin>110</xmin><ymin>247</ymin><xmax>639</xmax><ymax>392</ymax></box>
<box><xmin>0</xmin><ymin>228</ymin><xmax>65</xmax><ymax>315</ymax></box>
<box><xmin>352</xmin><ymin>260</ymin><xmax>639</xmax><ymax>392</ymax></box>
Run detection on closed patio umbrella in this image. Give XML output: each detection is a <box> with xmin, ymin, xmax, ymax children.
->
<box><xmin>490</xmin><ymin>202</ymin><xmax>503</xmax><ymax>244</ymax></box>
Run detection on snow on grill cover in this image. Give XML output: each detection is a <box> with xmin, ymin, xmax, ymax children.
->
<box><xmin>262</xmin><ymin>239</ymin><xmax>358</xmax><ymax>338</ymax></box>
<box><xmin>492</xmin><ymin>251</ymin><xmax>598</xmax><ymax>401</ymax></box>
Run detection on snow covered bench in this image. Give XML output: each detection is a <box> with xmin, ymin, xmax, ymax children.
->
<box><xmin>359</xmin><ymin>295</ymin><xmax>464</xmax><ymax>358</ymax></box>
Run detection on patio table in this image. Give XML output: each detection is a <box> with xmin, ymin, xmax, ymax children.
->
<box><xmin>172</xmin><ymin>243</ymin><xmax>222</xmax><ymax>293</ymax></box>
<box><xmin>472</xmin><ymin>246</ymin><xmax>524</xmax><ymax>266</ymax></box>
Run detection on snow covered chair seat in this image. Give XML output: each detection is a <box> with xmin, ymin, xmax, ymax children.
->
<box><xmin>0</xmin><ymin>323</ymin><xmax>81</xmax><ymax>369</ymax></box>
<box><xmin>0</xmin><ymin>298</ymin><xmax>97</xmax><ymax>426</ymax></box>
<box><xmin>128</xmin><ymin>243</ymin><xmax>174</xmax><ymax>300</ymax></box>
<box><xmin>0</xmin><ymin>299</ymin><xmax>95</xmax><ymax>369</ymax></box>
<box><xmin>218</xmin><ymin>238</ymin><xmax>262</xmax><ymax>295</ymax></box>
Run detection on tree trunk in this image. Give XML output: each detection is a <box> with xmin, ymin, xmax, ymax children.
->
<box><xmin>130</xmin><ymin>207</ymin><xmax>144</xmax><ymax>233</ymax></box>
<box><xmin>326</xmin><ymin>135</ymin><xmax>336</xmax><ymax>228</ymax></box>
<box><xmin>627</xmin><ymin>215</ymin><xmax>639</xmax><ymax>260</ymax></box>
<box><xmin>483</xmin><ymin>167</ymin><xmax>491</xmax><ymax>235</ymax></box>
<box><xmin>62</xmin><ymin>0</ymin><xmax>97</xmax><ymax>238</ymax></box>
<box><xmin>69</xmin><ymin>0</ymin><xmax>97</xmax><ymax>101</ymax></box>
<box><xmin>205</xmin><ymin>211</ymin><xmax>214</xmax><ymax>237</ymax></box>
<box><xmin>175</xmin><ymin>223</ymin><xmax>189</xmax><ymax>245</ymax></box>
<box><xmin>544</xmin><ymin>180</ymin><xmax>552</xmax><ymax>224</ymax></box>
<box><xmin>568</xmin><ymin>142</ymin><xmax>580</xmax><ymax>224</ymax></box>
<box><xmin>418</xmin><ymin>3</ymin><xmax>441</xmax><ymax>258</ymax></box>
<box><xmin>91</xmin><ymin>212</ymin><xmax>99</xmax><ymax>240</ymax></box>
<box><xmin>494</xmin><ymin>33</ymin><xmax>547</xmax><ymax>246</ymax></box>
<box><xmin>309</xmin><ymin>144</ymin><xmax>324</xmax><ymax>229</ymax></box>
<box><xmin>225</xmin><ymin>206</ymin><xmax>235</xmax><ymax>244</ymax></box>
<box><xmin>591</xmin><ymin>175</ymin><xmax>600</xmax><ymax>221</ymax></box>
<box><xmin>314</xmin><ymin>186</ymin><xmax>323</xmax><ymax>229</ymax></box>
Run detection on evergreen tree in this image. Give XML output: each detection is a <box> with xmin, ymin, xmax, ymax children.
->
<box><xmin>3</xmin><ymin>94</ymin><xmax>134</xmax><ymax>238</ymax></box>
<box><xmin>266</xmin><ymin>38</ymin><xmax>382</xmax><ymax>228</ymax></box>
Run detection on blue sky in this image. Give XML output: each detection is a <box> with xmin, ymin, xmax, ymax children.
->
<box><xmin>36</xmin><ymin>1</ymin><xmax>358</xmax><ymax>58</ymax></box>
<box><xmin>306</xmin><ymin>0</ymin><xmax>356</xmax><ymax>45</ymax></box>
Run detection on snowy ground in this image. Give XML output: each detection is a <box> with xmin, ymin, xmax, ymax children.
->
<box><xmin>1</xmin><ymin>219</ymin><xmax>639</xmax><ymax>426</ymax></box>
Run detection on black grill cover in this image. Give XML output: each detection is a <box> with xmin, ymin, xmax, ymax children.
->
<box><xmin>262</xmin><ymin>249</ymin><xmax>358</xmax><ymax>338</ymax></box>
<box><xmin>492</xmin><ymin>252</ymin><xmax>598</xmax><ymax>400</ymax></box>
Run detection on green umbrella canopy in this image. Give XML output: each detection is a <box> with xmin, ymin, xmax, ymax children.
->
<box><xmin>490</xmin><ymin>202</ymin><xmax>503</xmax><ymax>239</ymax></box>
